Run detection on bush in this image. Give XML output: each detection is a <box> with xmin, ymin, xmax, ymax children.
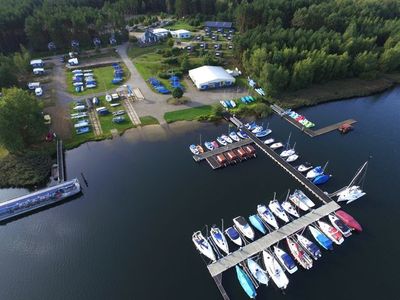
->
<box><xmin>156</xmin><ymin>49</ymin><xmax>165</xmax><ymax>54</ymax></box>
<box><xmin>172</xmin><ymin>87</ymin><xmax>184</xmax><ymax>99</ymax></box>
<box><xmin>162</xmin><ymin>49</ymin><xmax>172</xmax><ymax>57</ymax></box>
<box><xmin>171</xmin><ymin>47</ymin><xmax>181</xmax><ymax>56</ymax></box>
<box><xmin>158</xmin><ymin>72</ymin><xmax>169</xmax><ymax>79</ymax></box>
<box><xmin>163</xmin><ymin>57</ymin><xmax>178</xmax><ymax>65</ymax></box>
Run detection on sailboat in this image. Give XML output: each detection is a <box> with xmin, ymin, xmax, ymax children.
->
<box><xmin>257</xmin><ymin>204</ymin><xmax>279</xmax><ymax>229</ymax></box>
<box><xmin>268</xmin><ymin>193</ymin><xmax>289</xmax><ymax>223</ymax></box>
<box><xmin>192</xmin><ymin>231</ymin><xmax>216</xmax><ymax>262</ymax></box>
<box><xmin>235</xmin><ymin>265</ymin><xmax>257</xmax><ymax>299</ymax></box>
<box><xmin>270</xmin><ymin>142</ymin><xmax>283</xmax><ymax>150</ymax></box>
<box><xmin>312</xmin><ymin>173</ymin><xmax>331</xmax><ymax>185</ymax></box>
<box><xmin>282</xmin><ymin>200</ymin><xmax>300</xmax><ymax>218</ymax></box>
<box><xmin>307</xmin><ymin>161</ymin><xmax>329</xmax><ymax>179</ymax></box>
<box><xmin>308</xmin><ymin>225</ymin><xmax>333</xmax><ymax>250</ymax></box>
<box><xmin>247</xmin><ymin>258</ymin><xmax>269</xmax><ymax>285</ymax></box>
<box><xmin>263</xmin><ymin>251</ymin><xmax>289</xmax><ymax>289</ymax></box>
<box><xmin>280</xmin><ymin>142</ymin><xmax>296</xmax><ymax>158</ymax></box>
<box><xmin>264</xmin><ymin>138</ymin><xmax>274</xmax><ymax>145</ymax></box>
<box><xmin>336</xmin><ymin>161</ymin><xmax>368</xmax><ymax>204</ymax></box>
<box><xmin>273</xmin><ymin>246</ymin><xmax>298</xmax><ymax>274</ymax></box>
<box><xmin>210</xmin><ymin>226</ymin><xmax>230</xmax><ymax>255</ymax></box>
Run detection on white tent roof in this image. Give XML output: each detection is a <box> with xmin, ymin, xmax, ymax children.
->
<box><xmin>171</xmin><ymin>29</ymin><xmax>191</xmax><ymax>34</ymax></box>
<box><xmin>189</xmin><ymin>66</ymin><xmax>235</xmax><ymax>88</ymax></box>
<box><xmin>153</xmin><ymin>28</ymin><xmax>169</xmax><ymax>34</ymax></box>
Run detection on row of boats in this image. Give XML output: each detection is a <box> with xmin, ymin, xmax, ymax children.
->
<box><xmin>192</xmin><ymin>207</ymin><xmax>362</xmax><ymax>298</ymax></box>
<box><xmin>284</xmin><ymin>110</ymin><xmax>315</xmax><ymax>128</ymax></box>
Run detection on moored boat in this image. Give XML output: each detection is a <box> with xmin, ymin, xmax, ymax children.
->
<box><xmin>192</xmin><ymin>231</ymin><xmax>216</xmax><ymax>262</ymax></box>
<box><xmin>309</xmin><ymin>225</ymin><xmax>333</xmax><ymax>250</ymax></box>
<box><xmin>318</xmin><ymin>220</ymin><xmax>344</xmax><ymax>245</ymax></box>
<box><xmin>329</xmin><ymin>214</ymin><xmax>352</xmax><ymax>237</ymax></box>
<box><xmin>245</xmin><ymin>121</ymin><xmax>257</xmax><ymax>131</ymax></box>
<box><xmin>255</xmin><ymin>129</ymin><xmax>271</xmax><ymax>138</ymax></box>
<box><xmin>233</xmin><ymin>216</ymin><xmax>255</xmax><ymax>240</ymax></box>
<box><xmin>257</xmin><ymin>204</ymin><xmax>279</xmax><ymax>229</ymax></box>
<box><xmin>220</xmin><ymin>100</ymin><xmax>228</xmax><ymax>108</ymax></box>
<box><xmin>293</xmin><ymin>190</ymin><xmax>315</xmax><ymax>208</ymax></box>
<box><xmin>229</xmin><ymin>131</ymin><xmax>240</xmax><ymax>142</ymax></box>
<box><xmin>335</xmin><ymin>210</ymin><xmax>363</xmax><ymax>232</ymax></box>
<box><xmin>237</xmin><ymin>130</ymin><xmax>248</xmax><ymax>139</ymax></box>
<box><xmin>297</xmin><ymin>163</ymin><xmax>313</xmax><ymax>173</ymax></box>
<box><xmin>273</xmin><ymin>246</ymin><xmax>298</xmax><ymax>274</ymax></box>
<box><xmin>337</xmin><ymin>186</ymin><xmax>366</xmax><ymax>204</ymax></box>
<box><xmin>204</xmin><ymin>141</ymin><xmax>214</xmax><ymax>151</ymax></box>
<box><xmin>247</xmin><ymin>258</ymin><xmax>269</xmax><ymax>286</ymax></box>
<box><xmin>263</xmin><ymin>251</ymin><xmax>289</xmax><ymax>289</ymax></box>
<box><xmin>264</xmin><ymin>138</ymin><xmax>274</xmax><ymax>145</ymax></box>
<box><xmin>270</xmin><ymin>142</ymin><xmax>283</xmax><ymax>150</ymax></box>
<box><xmin>249</xmin><ymin>214</ymin><xmax>267</xmax><ymax>234</ymax></box>
<box><xmin>217</xmin><ymin>136</ymin><xmax>227</xmax><ymax>146</ymax></box>
<box><xmin>210</xmin><ymin>226</ymin><xmax>229</xmax><ymax>255</ymax></box>
<box><xmin>189</xmin><ymin>144</ymin><xmax>199</xmax><ymax>155</ymax></box>
<box><xmin>196</xmin><ymin>145</ymin><xmax>204</xmax><ymax>153</ymax></box>
<box><xmin>282</xmin><ymin>200</ymin><xmax>300</xmax><ymax>218</ymax></box>
<box><xmin>211</xmin><ymin>141</ymin><xmax>219</xmax><ymax>149</ymax></box>
<box><xmin>251</xmin><ymin>125</ymin><xmax>264</xmax><ymax>134</ymax></box>
<box><xmin>296</xmin><ymin>234</ymin><xmax>322</xmax><ymax>260</ymax></box>
<box><xmin>268</xmin><ymin>200</ymin><xmax>289</xmax><ymax>223</ymax></box>
<box><xmin>286</xmin><ymin>154</ymin><xmax>299</xmax><ymax>163</ymax></box>
<box><xmin>225</xmin><ymin>227</ymin><xmax>243</xmax><ymax>246</ymax></box>
<box><xmin>221</xmin><ymin>134</ymin><xmax>233</xmax><ymax>144</ymax></box>
<box><xmin>312</xmin><ymin>174</ymin><xmax>331</xmax><ymax>185</ymax></box>
<box><xmin>280</xmin><ymin>148</ymin><xmax>295</xmax><ymax>158</ymax></box>
<box><xmin>235</xmin><ymin>265</ymin><xmax>257</xmax><ymax>299</ymax></box>
<box><xmin>286</xmin><ymin>237</ymin><xmax>313</xmax><ymax>270</ymax></box>
<box><xmin>306</xmin><ymin>166</ymin><xmax>323</xmax><ymax>179</ymax></box>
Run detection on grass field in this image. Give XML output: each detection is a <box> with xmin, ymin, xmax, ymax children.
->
<box><xmin>164</xmin><ymin>105</ymin><xmax>213</xmax><ymax>123</ymax></box>
<box><xmin>139</xmin><ymin>116</ymin><xmax>160</xmax><ymax>126</ymax></box>
<box><xmin>97</xmin><ymin>96</ymin><xmax>134</xmax><ymax>135</ymax></box>
<box><xmin>66</xmin><ymin>65</ymin><xmax>128</xmax><ymax>96</ymax></box>
<box><xmin>165</xmin><ymin>20</ymin><xmax>199</xmax><ymax>31</ymax></box>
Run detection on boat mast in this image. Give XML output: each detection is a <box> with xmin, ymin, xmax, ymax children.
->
<box><xmin>348</xmin><ymin>161</ymin><xmax>368</xmax><ymax>187</ymax></box>
<box><xmin>285</xmin><ymin>189</ymin><xmax>290</xmax><ymax>201</ymax></box>
<box><xmin>323</xmin><ymin>161</ymin><xmax>329</xmax><ymax>172</ymax></box>
<box><xmin>286</xmin><ymin>132</ymin><xmax>292</xmax><ymax>150</ymax></box>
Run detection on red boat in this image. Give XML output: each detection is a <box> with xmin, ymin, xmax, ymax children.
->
<box><xmin>335</xmin><ymin>210</ymin><xmax>362</xmax><ymax>232</ymax></box>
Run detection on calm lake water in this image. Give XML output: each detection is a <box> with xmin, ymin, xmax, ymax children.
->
<box><xmin>0</xmin><ymin>87</ymin><xmax>400</xmax><ymax>300</ymax></box>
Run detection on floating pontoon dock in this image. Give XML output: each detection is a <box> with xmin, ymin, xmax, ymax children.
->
<box><xmin>270</xmin><ymin>104</ymin><xmax>357</xmax><ymax>137</ymax></box>
<box><xmin>192</xmin><ymin>139</ymin><xmax>253</xmax><ymax>162</ymax></box>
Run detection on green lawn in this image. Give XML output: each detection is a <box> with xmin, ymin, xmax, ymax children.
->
<box><xmin>139</xmin><ymin>116</ymin><xmax>160</xmax><ymax>126</ymax></box>
<box><xmin>66</xmin><ymin>65</ymin><xmax>129</xmax><ymax>96</ymax></box>
<box><xmin>164</xmin><ymin>105</ymin><xmax>213</xmax><ymax>123</ymax></box>
<box><xmin>165</xmin><ymin>20</ymin><xmax>198</xmax><ymax>31</ymax></box>
<box><xmin>96</xmin><ymin>96</ymin><xmax>134</xmax><ymax>135</ymax></box>
<box><xmin>128</xmin><ymin>44</ymin><xmax>169</xmax><ymax>59</ymax></box>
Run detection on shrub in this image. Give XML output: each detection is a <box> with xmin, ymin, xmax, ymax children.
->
<box><xmin>163</xmin><ymin>57</ymin><xmax>178</xmax><ymax>65</ymax></box>
<box><xmin>162</xmin><ymin>49</ymin><xmax>172</xmax><ymax>57</ymax></box>
<box><xmin>172</xmin><ymin>87</ymin><xmax>184</xmax><ymax>99</ymax></box>
<box><xmin>158</xmin><ymin>72</ymin><xmax>169</xmax><ymax>79</ymax></box>
<box><xmin>171</xmin><ymin>47</ymin><xmax>181</xmax><ymax>56</ymax></box>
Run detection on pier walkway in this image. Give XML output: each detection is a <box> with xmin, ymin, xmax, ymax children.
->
<box><xmin>192</xmin><ymin>139</ymin><xmax>253</xmax><ymax>162</ymax></box>
<box><xmin>56</xmin><ymin>139</ymin><xmax>65</xmax><ymax>182</ymax></box>
<box><xmin>208</xmin><ymin>201</ymin><xmax>340</xmax><ymax>277</ymax></box>
<box><xmin>232</xmin><ymin>118</ymin><xmax>332</xmax><ymax>204</ymax></box>
<box><xmin>270</xmin><ymin>104</ymin><xmax>357</xmax><ymax>137</ymax></box>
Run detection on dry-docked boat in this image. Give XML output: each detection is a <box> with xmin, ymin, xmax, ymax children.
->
<box><xmin>273</xmin><ymin>246</ymin><xmax>298</xmax><ymax>274</ymax></box>
<box><xmin>286</xmin><ymin>237</ymin><xmax>313</xmax><ymax>270</ymax></box>
<box><xmin>192</xmin><ymin>231</ymin><xmax>216</xmax><ymax>262</ymax></box>
<box><xmin>318</xmin><ymin>220</ymin><xmax>344</xmax><ymax>245</ymax></box>
<box><xmin>263</xmin><ymin>251</ymin><xmax>289</xmax><ymax>289</ymax></box>
<box><xmin>257</xmin><ymin>204</ymin><xmax>279</xmax><ymax>229</ymax></box>
<box><xmin>233</xmin><ymin>216</ymin><xmax>255</xmax><ymax>240</ymax></box>
<box><xmin>210</xmin><ymin>226</ymin><xmax>229</xmax><ymax>255</ymax></box>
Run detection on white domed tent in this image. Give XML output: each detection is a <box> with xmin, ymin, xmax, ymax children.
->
<box><xmin>188</xmin><ymin>66</ymin><xmax>235</xmax><ymax>90</ymax></box>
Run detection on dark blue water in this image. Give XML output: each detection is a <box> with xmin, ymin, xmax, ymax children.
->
<box><xmin>0</xmin><ymin>87</ymin><xmax>399</xmax><ymax>300</ymax></box>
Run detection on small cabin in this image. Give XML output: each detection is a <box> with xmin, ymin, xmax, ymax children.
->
<box><xmin>225</xmin><ymin>151</ymin><xmax>238</xmax><ymax>161</ymax></box>
<box><xmin>338</xmin><ymin>123</ymin><xmax>353</xmax><ymax>134</ymax></box>
<box><xmin>216</xmin><ymin>154</ymin><xmax>227</xmax><ymax>164</ymax></box>
<box><xmin>244</xmin><ymin>145</ymin><xmax>256</xmax><ymax>156</ymax></box>
<box><xmin>235</xmin><ymin>147</ymin><xmax>247</xmax><ymax>158</ymax></box>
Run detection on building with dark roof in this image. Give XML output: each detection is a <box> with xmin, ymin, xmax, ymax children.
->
<box><xmin>204</xmin><ymin>21</ymin><xmax>233</xmax><ymax>29</ymax></box>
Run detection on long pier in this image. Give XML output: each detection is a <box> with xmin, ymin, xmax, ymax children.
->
<box><xmin>192</xmin><ymin>139</ymin><xmax>253</xmax><ymax>162</ymax></box>
<box><xmin>270</xmin><ymin>104</ymin><xmax>357</xmax><ymax>137</ymax></box>
<box><xmin>56</xmin><ymin>139</ymin><xmax>65</xmax><ymax>182</ymax></box>
<box><xmin>208</xmin><ymin>200</ymin><xmax>340</xmax><ymax>277</ymax></box>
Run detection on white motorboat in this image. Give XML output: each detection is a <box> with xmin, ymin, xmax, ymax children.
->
<box><xmin>263</xmin><ymin>251</ymin><xmax>289</xmax><ymax>289</ymax></box>
<box><xmin>317</xmin><ymin>220</ymin><xmax>344</xmax><ymax>245</ymax></box>
<box><xmin>286</xmin><ymin>154</ymin><xmax>299</xmax><ymax>163</ymax></box>
<box><xmin>192</xmin><ymin>231</ymin><xmax>216</xmax><ymax>262</ymax></box>
<box><xmin>297</xmin><ymin>163</ymin><xmax>313</xmax><ymax>173</ymax></box>
<box><xmin>289</xmin><ymin>192</ymin><xmax>310</xmax><ymax>211</ymax></box>
<box><xmin>229</xmin><ymin>131</ymin><xmax>240</xmax><ymax>142</ymax></box>
<box><xmin>296</xmin><ymin>234</ymin><xmax>322</xmax><ymax>260</ymax></box>
<box><xmin>268</xmin><ymin>199</ymin><xmax>289</xmax><ymax>223</ymax></box>
<box><xmin>252</xmin><ymin>126</ymin><xmax>264</xmax><ymax>134</ymax></box>
<box><xmin>257</xmin><ymin>205</ymin><xmax>279</xmax><ymax>229</ymax></box>
<box><xmin>210</xmin><ymin>226</ymin><xmax>229</xmax><ymax>255</ymax></box>
<box><xmin>233</xmin><ymin>216</ymin><xmax>255</xmax><ymax>240</ymax></box>
<box><xmin>189</xmin><ymin>144</ymin><xmax>199</xmax><ymax>155</ymax></box>
<box><xmin>286</xmin><ymin>237</ymin><xmax>313</xmax><ymax>270</ymax></box>
<box><xmin>221</xmin><ymin>134</ymin><xmax>233</xmax><ymax>144</ymax></box>
<box><xmin>264</xmin><ymin>138</ymin><xmax>274</xmax><ymax>145</ymax></box>
<box><xmin>273</xmin><ymin>246</ymin><xmax>298</xmax><ymax>274</ymax></box>
<box><xmin>270</xmin><ymin>142</ymin><xmax>283</xmax><ymax>150</ymax></box>
<box><xmin>328</xmin><ymin>214</ymin><xmax>352</xmax><ymax>237</ymax></box>
<box><xmin>337</xmin><ymin>186</ymin><xmax>366</xmax><ymax>203</ymax></box>
<box><xmin>281</xmin><ymin>200</ymin><xmax>300</xmax><ymax>218</ymax></box>
<box><xmin>247</xmin><ymin>258</ymin><xmax>269</xmax><ymax>286</ymax></box>
<box><xmin>225</xmin><ymin>227</ymin><xmax>242</xmax><ymax>246</ymax></box>
<box><xmin>280</xmin><ymin>148</ymin><xmax>295</xmax><ymax>158</ymax></box>
<box><xmin>217</xmin><ymin>136</ymin><xmax>227</xmax><ymax>146</ymax></box>
<box><xmin>306</xmin><ymin>166</ymin><xmax>323</xmax><ymax>179</ymax></box>
<box><xmin>293</xmin><ymin>189</ymin><xmax>315</xmax><ymax>207</ymax></box>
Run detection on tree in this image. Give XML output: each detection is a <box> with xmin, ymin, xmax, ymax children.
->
<box><xmin>167</xmin><ymin>38</ymin><xmax>174</xmax><ymax>47</ymax></box>
<box><xmin>180</xmin><ymin>55</ymin><xmax>191</xmax><ymax>72</ymax></box>
<box><xmin>0</xmin><ymin>88</ymin><xmax>46</xmax><ymax>153</ymax></box>
<box><xmin>380</xmin><ymin>44</ymin><xmax>400</xmax><ymax>72</ymax></box>
<box><xmin>172</xmin><ymin>87</ymin><xmax>184</xmax><ymax>99</ymax></box>
<box><xmin>0</xmin><ymin>56</ymin><xmax>18</xmax><ymax>88</ymax></box>
<box><xmin>353</xmin><ymin>51</ymin><xmax>378</xmax><ymax>76</ymax></box>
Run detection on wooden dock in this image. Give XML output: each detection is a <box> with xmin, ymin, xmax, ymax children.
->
<box><xmin>270</xmin><ymin>104</ymin><xmax>357</xmax><ymax>137</ymax></box>
<box><xmin>207</xmin><ymin>201</ymin><xmax>340</xmax><ymax>277</ymax></box>
<box><xmin>193</xmin><ymin>139</ymin><xmax>253</xmax><ymax>162</ymax></box>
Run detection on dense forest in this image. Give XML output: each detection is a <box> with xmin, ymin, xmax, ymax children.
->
<box><xmin>1</xmin><ymin>0</ymin><xmax>400</xmax><ymax>93</ymax></box>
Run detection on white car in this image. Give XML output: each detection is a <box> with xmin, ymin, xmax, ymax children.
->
<box><xmin>35</xmin><ymin>87</ymin><xmax>43</xmax><ymax>96</ymax></box>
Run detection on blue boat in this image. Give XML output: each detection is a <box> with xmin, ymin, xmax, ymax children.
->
<box><xmin>312</xmin><ymin>174</ymin><xmax>331</xmax><ymax>185</ymax></box>
<box><xmin>245</xmin><ymin>121</ymin><xmax>257</xmax><ymax>131</ymax></box>
<box><xmin>255</xmin><ymin>129</ymin><xmax>272</xmax><ymax>138</ymax></box>
<box><xmin>224</xmin><ymin>100</ymin><xmax>232</xmax><ymax>108</ymax></box>
<box><xmin>309</xmin><ymin>226</ymin><xmax>333</xmax><ymax>250</ymax></box>
<box><xmin>249</xmin><ymin>214</ymin><xmax>267</xmax><ymax>234</ymax></box>
<box><xmin>235</xmin><ymin>265</ymin><xmax>257</xmax><ymax>299</ymax></box>
<box><xmin>76</xmin><ymin>127</ymin><xmax>90</xmax><ymax>135</ymax></box>
<box><xmin>237</xmin><ymin>130</ymin><xmax>249</xmax><ymax>139</ymax></box>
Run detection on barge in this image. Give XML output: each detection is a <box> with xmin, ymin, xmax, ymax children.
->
<box><xmin>0</xmin><ymin>179</ymin><xmax>81</xmax><ymax>222</ymax></box>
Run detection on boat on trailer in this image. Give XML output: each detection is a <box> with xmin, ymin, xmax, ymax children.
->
<box><xmin>296</xmin><ymin>234</ymin><xmax>322</xmax><ymax>260</ymax></box>
<box><xmin>235</xmin><ymin>265</ymin><xmax>257</xmax><ymax>299</ymax></box>
<box><xmin>192</xmin><ymin>231</ymin><xmax>216</xmax><ymax>262</ymax></box>
<box><xmin>233</xmin><ymin>216</ymin><xmax>255</xmax><ymax>240</ymax></box>
<box><xmin>308</xmin><ymin>225</ymin><xmax>333</xmax><ymax>250</ymax></box>
<box><xmin>273</xmin><ymin>246</ymin><xmax>298</xmax><ymax>274</ymax></box>
<box><xmin>225</xmin><ymin>227</ymin><xmax>243</xmax><ymax>246</ymax></box>
<box><xmin>329</xmin><ymin>214</ymin><xmax>352</xmax><ymax>237</ymax></box>
<box><xmin>247</xmin><ymin>258</ymin><xmax>269</xmax><ymax>286</ymax></box>
<box><xmin>263</xmin><ymin>251</ymin><xmax>289</xmax><ymax>289</ymax></box>
<box><xmin>257</xmin><ymin>204</ymin><xmax>279</xmax><ymax>229</ymax></box>
<box><xmin>210</xmin><ymin>226</ymin><xmax>229</xmax><ymax>255</ymax></box>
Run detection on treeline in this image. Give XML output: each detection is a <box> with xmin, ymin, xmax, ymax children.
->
<box><xmin>235</xmin><ymin>0</ymin><xmax>400</xmax><ymax>94</ymax></box>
